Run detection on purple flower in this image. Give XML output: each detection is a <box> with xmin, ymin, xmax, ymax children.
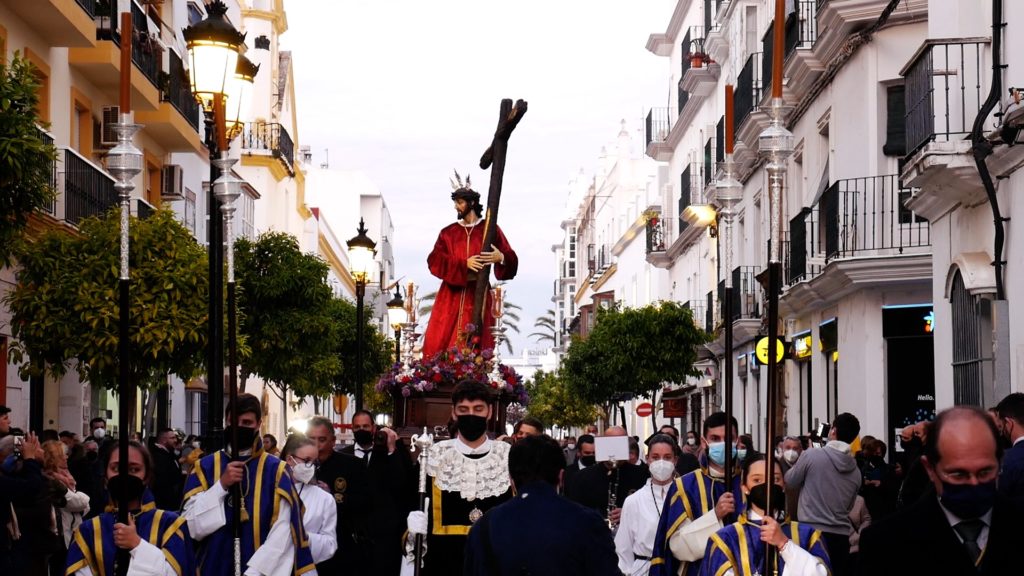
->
<box><xmin>401</xmin><ymin>387</ymin><xmax>411</xmax><ymax>397</ymax></box>
<box><xmin>423</xmin><ymin>381</ymin><xmax>434</xmax><ymax>392</ymax></box>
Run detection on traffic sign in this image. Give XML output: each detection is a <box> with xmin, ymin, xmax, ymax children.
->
<box><xmin>636</xmin><ymin>402</ymin><xmax>653</xmax><ymax>417</ymax></box>
<box><xmin>755</xmin><ymin>337</ymin><xmax>785</xmax><ymax>365</ymax></box>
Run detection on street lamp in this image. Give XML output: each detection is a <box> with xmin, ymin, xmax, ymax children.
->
<box><xmin>347</xmin><ymin>218</ymin><xmax>377</xmax><ymax>412</ymax></box>
<box><xmin>183</xmin><ymin>0</ymin><xmax>245</xmax><ymax>454</ymax></box>
<box><xmin>386</xmin><ymin>285</ymin><xmax>407</xmax><ymax>364</ymax></box>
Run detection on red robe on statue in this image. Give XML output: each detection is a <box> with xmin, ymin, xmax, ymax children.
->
<box><xmin>422</xmin><ymin>220</ymin><xmax>518</xmax><ymax>359</ymax></box>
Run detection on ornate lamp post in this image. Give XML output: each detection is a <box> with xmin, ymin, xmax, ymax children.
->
<box><xmin>387</xmin><ymin>286</ymin><xmax>408</xmax><ymax>364</ymax></box>
<box><xmin>183</xmin><ymin>0</ymin><xmax>245</xmax><ymax>454</ymax></box>
<box><xmin>346</xmin><ymin>218</ymin><xmax>377</xmax><ymax>411</ymax></box>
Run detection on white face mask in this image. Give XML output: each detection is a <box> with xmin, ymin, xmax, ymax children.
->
<box><xmin>649</xmin><ymin>459</ymin><xmax>675</xmax><ymax>482</ymax></box>
<box><xmin>92</xmin><ymin>427</ymin><xmax>106</xmax><ymax>440</ymax></box>
<box><xmin>566</xmin><ymin>443</ymin><xmax>575</xmax><ymax>450</ymax></box>
<box><xmin>686</xmin><ymin>438</ymin><xmax>696</xmax><ymax>446</ymax></box>
<box><xmin>192</xmin><ymin>441</ymin><xmax>201</xmax><ymax>449</ymax></box>
<box><xmin>783</xmin><ymin>449</ymin><xmax>800</xmax><ymax>464</ymax></box>
<box><xmin>291</xmin><ymin>461</ymin><xmax>316</xmax><ymax>485</ymax></box>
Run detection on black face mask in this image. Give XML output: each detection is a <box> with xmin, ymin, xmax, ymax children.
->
<box><xmin>224</xmin><ymin>426</ymin><xmax>260</xmax><ymax>458</ymax></box>
<box><xmin>747</xmin><ymin>482</ymin><xmax>787</xmax><ymax>519</ymax></box>
<box><xmin>579</xmin><ymin>455</ymin><xmax>596</xmax><ymax>467</ymax></box>
<box><xmin>456</xmin><ymin>415</ymin><xmax>488</xmax><ymax>442</ymax></box>
<box><xmin>107</xmin><ymin>474</ymin><xmax>146</xmax><ymax>508</ymax></box>
<box><xmin>353</xmin><ymin>429</ymin><xmax>374</xmax><ymax>447</ymax></box>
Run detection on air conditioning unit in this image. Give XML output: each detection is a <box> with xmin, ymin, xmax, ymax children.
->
<box><xmin>161</xmin><ymin>164</ymin><xmax>184</xmax><ymax>200</ymax></box>
<box><xmin>100</xmin><ymin>105</ymin><xmax>120</xmax><ymax>147</ymax></box>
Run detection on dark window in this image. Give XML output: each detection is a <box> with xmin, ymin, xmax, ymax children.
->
<box><xmin>187</xmin><ymin>2</ymin><xmax>204</xmax><ymax>26</ymax></box>
<box><xmin>883</xmin><ymin>84</ymin><xmax>907</xmax><ymax>156</ymax></box>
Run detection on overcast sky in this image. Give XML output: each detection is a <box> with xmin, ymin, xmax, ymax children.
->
<box><xmin>284</xmin><ymin>0</ymin><xmax>673</xmax><ymax>353</ymax></box>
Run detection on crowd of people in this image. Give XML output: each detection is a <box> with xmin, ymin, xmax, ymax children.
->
<box><xmin>0</xmin><ymin>387</ymin><xmax>1022</xmax><ymax>574</ymax></box>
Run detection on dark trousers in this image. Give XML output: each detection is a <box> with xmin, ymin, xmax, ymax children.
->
<box><xmin>822</xmin><ymin>531</ymin><xmax>851</xmax><ymax>576</ymax></box>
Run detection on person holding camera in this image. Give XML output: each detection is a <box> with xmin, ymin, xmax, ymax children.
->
<box><xmin>338</xmin><ymin>410</ymin><xmax>414</xmax><ymax>576</ymax></box>
<box><xmin>0</xmin><ymin>431</ymin><xmax>44</xmax><ymax>570</ymax></box>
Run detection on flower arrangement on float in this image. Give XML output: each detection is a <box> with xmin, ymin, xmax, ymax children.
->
<box><xmin>376</xmin><ymin>325</ymin><xmax>529</xmax><ymax>405</ymax></box>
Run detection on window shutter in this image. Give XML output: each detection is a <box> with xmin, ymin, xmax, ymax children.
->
<box><xmin>883</xmin><ymin>85</ymin><xmax>906</xmax><ymax>156</ymax></box>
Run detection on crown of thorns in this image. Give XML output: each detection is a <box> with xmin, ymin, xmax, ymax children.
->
<box><xmin>449</xmin><ymin>170</ymin><xmax>480</xmax><ymax>202</ymax></box>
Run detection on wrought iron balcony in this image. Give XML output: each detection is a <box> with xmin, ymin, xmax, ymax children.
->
<box><xmin>683</xmin><ymin>299</ymin><xmax>707</xmax><ymax>331</ymax></box>
<box><xmin>902</xmin><ymin>39</ymin><xmax>987</xmax><ymax>160</ymax></box>
<box><xmin>645</xmin><ymin>107</ymin><xmax>673</xmax><ymax>160</ymax></box>
<box><xmin>130</xmin><ymin>2</ymin><xmax>160</xmax><ymax>89</ymax></box>
<box><xmin>734</xmin><ymin>52</ymin><xmax>764</xmax><ymax>143</ymax></box>
<box><xmin>785</xmin><ymin>1</ymin><xmax>818</xmax><ymax>57</ymax></box>
<box><xmin>36</xmin><ymin>127</ymin><xmax>57</xmax><ymax>214</ymax></box>
<box><xmin>242</xmin><ymin>122</ymin><xmax>296</xmax><ymax>175</ymax></box>
<box><xmin>75</xmin><ymin>0</ymin><xmax>96</xmax><ymax>17</ymax></box>
<box><xmin>62</xmin><ymin>147</ymin><xmax>117</xmax><ymax>226</ymax></box>
<box><xmin>786</xmin><ymin>174</ymin><xmax>930</xmax><ymax>284</ymax></box>
<box><xmin>165</xmin><ymin>52</ymin><xmax>200</xmax><ymax>131</ymax></box>
<box><xmin>646</xmin><ymin>213</ymin><xmax>666</xmax><ymax>254</ymax></box>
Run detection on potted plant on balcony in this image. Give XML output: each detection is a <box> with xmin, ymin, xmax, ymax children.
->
<box><xmin>688</xmin><ymin>38</ymin><xmax>710</xmax><ymax>68</ymax></box>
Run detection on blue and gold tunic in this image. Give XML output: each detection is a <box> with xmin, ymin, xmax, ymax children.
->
<box><xmin>64</xmin><ymin>491</ymin><xmax>193</xmax><ymax>576</ymax></box>
<box><xmin>699</xmin><ymin>516</ymin><xmax>831</xmax><ymax>576</ymax></box>
<box><xmin>650</xmin><ymin>468</ymin><xmax>746</xmax><ymax>576</ymax></box>
<box><xmin>182</xmin><ymin>448</ymin><xmax>315</xmax><ymax>575</ymax></box>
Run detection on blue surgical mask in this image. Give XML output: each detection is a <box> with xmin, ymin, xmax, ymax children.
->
<box><xmin>939</xmin><ymin>480</ymin><xmax>996</xmax><ymax>519</ymax></box>
<box><xmin>708</xmin><ymin>442</ymin><xmax>737</xmax><ymax>466</ymax></box>
<box><xmin>736</xmin><ymin>448</ymin><xmax>748</xmax><ymax>461</ymax></box>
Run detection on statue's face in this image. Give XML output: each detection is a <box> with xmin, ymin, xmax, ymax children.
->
<box><xmin>455</xmin><ymin>199</ymin><xmax>474</xmax><ymax>219</ymax></box>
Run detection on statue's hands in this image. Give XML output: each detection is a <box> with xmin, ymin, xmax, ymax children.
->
<box><xmin>467</xmin><ymin>255</ymin><xmax>485</xmax><ymax>272</ymax></box>
<box><xmin>479</xmin><ymin>248</ymin><xmax>504</xmax><ymax>265</ymax></box>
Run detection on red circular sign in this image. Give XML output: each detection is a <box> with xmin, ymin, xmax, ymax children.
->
<box><xmin>636</xmin><ymin>402</ymin><xmax>654</xmax><ymax>417</ymax></box>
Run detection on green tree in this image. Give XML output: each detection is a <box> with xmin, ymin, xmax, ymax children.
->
<box><xmin>5</xmin><ymin>210</ymin><xmax>208</xmax><ymax>389</ymax></box>
<box><xmin>235</xmin><ymin>232</ymin><xmax>340</xmax><ymax>402</ymax></box>
<box><xmin>0</xmin><ymin>54</ymin><xmax>59</xmax><ymax>266</ymax></box>
<box><xmin>561</xmin><ymin>301</ymin><xmax>709</xmax><ymax>422</ymax></box>
<box><xmin>528</xmin><ymin>309</ymin><xmax>557</xmax><ymax>344</ymax></box>
<box><xmin>327</xmin><ymin>297</ymin><xmax>393</xmax><ymax>396</ymax></box>
<box><xmin>525</xmin><ymin>369</ymin><xmax>600</xmax><ymax>429</ymax></box>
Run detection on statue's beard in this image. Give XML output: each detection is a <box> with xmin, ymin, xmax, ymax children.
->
<box><xmin>458</xmin><ymin>205</ymin><xmax>475</xmax><ymax>220</ymax></box>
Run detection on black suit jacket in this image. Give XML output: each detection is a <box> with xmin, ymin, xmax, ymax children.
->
<box><xmin>858</xmin><ymin>493</ymin><xmax>1021</xmax><ymax>575</ymax></box>
<box><xmin>150</xmin><ymin>444</ymin><xmax>182</xmax><ymax>511</ymax></box>
<box><xmin>565</xmin><ymin>462</ymin><xmax>649</xmax><ymax>518</ymax></box>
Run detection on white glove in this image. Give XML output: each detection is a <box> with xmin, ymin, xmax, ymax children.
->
<box><xmin>407</xmin><ymin>508</ymin><xmax>428</xmax><ymax>536</ymax></box>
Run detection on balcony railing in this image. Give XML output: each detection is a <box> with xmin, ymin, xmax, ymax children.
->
<box><xmin>786</xmin><ymin>174</ymin><xmax>930</xmax><ymax>283</ymax></box>
<box><xmin>705</xmin><ymin>290</ymin><xmax>715</xmax><ymax>332</ymax></box>
<box><xmin>902</xmin><ymin>39</ymin><xmax>987</xmax><ymax>159</ymax></box>
<box><xmin>683</xmin><ymin>300</ymin><xmax>707</xmax><ymax>331</ymax></box>
<box><xmin>242</xmin><ymin>122</ymin><xmax>295</xmax><ymax>174</ymax></box>
<box><xmin>36</xmin><ymin>127</ymin><xmax>57</xmax><ymax>214</ymax></box>
<box><xmin>785</xmin><ymin>1</ymin><xmax>818</xmax><ymax>57</ymax></box>
<box><xmin>679</xmin><ymin>164</ymin><xmax>692</xmax><ymax>226</ymax></box>
<box><xmin>735</xmin><ymin>52</ymin><xmax>764</xmax><ymax>143</ymax></box>
<box><xmin>75</xmin><ymin>0</ymin><xmax>97</xmax><ymax>17</ymax></box>
<box><xmin>734</xmin><ymin>266</ymin><xmax>763</xmax><ymax>320</ymax></box>
<box><xmin>130</xmin><ymin>2</ymin><xmax>160</xmax><ymax>89</ymax></box>
<box><xmin>165</xmin><ymin>52</ymin><xmax>200</xmax><ymax>131</ymax></box>
<box><xmin>646</xmin><ymin>214</ymin><xmax>666</xmax><ymax>254</ymax></box>
<box><xmin>645</xmin><ymin>108</ymin><xmax>672</xmax><ymax>148</ymax></box>
<box><xmin>63</xmin><ymin>148</ymin><xmax>117</xmax><ymax>226</ymax></box>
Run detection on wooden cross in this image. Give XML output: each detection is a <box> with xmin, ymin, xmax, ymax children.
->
<box><xmin>471</xmin><ymin>98</ymin><xmax>528</xmax><ymax>343</ymax></box>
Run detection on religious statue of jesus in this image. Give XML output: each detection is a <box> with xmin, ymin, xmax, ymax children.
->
<box><xmin>421</xmin><ymin>171</ymin><xmax>518</xmax><ymax>359</ymax></box>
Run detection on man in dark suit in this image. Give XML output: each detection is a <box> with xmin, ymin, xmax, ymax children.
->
<box><xmin>150</xmin><ymin>427</ymin><xmax>183</xmax><ymax>510</ymax></box>
<box><xmin>338</xmin><ymin>410</ymin><xmax>414</xmax><ymax>576</ymax></box>
<box><xmin>464</xmin><ymin>434</ymin><xmax>619</xmax><ymax>575</ymax></box>
<box><xmin>858</xmin><ymin>405</ymin><xmax>1023</xmax><ymax>575</ymax></box>
<box><xmin>562</xmin><ymin>433</ymin><xmax>594</xmax><ymax>498</ymax></box>
<box><xmin>311</xmin><ymin>416</ymin><xmax>369</xmax><ymax>576</ymax></box>
<box><xmin>565</xmin><ymin>427</ymin><xmax>649</xmax><ymax>526</ymax></box>
<box><xmin>995</xmin><ymin>392</ymin><xmax>1024</xmax><ymax>504</ymax></box>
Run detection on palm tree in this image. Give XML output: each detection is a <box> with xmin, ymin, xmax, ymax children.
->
<box><xmin>529</xmin><ymin>309</ymin><xmax>557</xmax><ymax>345</ymax></box>
<box><xmin>416</xmin><ymin>289</ymin><xmax>520</xmax><ymax>354</ymax></box>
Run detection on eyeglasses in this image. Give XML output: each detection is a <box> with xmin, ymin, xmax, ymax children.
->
<box><xmin>291</xmin><ymin>456</ymin><xmax>316</xmax><ymax>466</ymax></box>
<box><xmin>938</xmin><ymin>467</ymin><xmax>998</xmax><ymax>484</ymax></box>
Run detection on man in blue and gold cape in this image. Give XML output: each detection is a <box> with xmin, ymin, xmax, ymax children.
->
<box><xmin>182</xmin><ymin>393</ymin><xmax>316</xmax><ymax>576</ymax></box>
<box><xmin>651</xmin><ymin>412</ymin><xmax>745</xmax><ymax>576</ymax></box>
<box><xmin>65</xmin><ymin>440</ymin><xmax>194</xmax><ymax>576</ymax></box>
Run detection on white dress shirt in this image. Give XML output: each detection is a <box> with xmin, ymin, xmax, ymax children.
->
<box><xmin>615</xmin><ymin>478</ymin><xmax>669</xmax><ymax>576</ymax></box>
<box><xmin>182</xmin><ymin>480</ymin><xmax>298</xmax><ymax>576</ymax></box>
<box><xmin>296</xmin><ymin>482</ymin><xmax>338</xmax><ymax>564</ymax></box>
